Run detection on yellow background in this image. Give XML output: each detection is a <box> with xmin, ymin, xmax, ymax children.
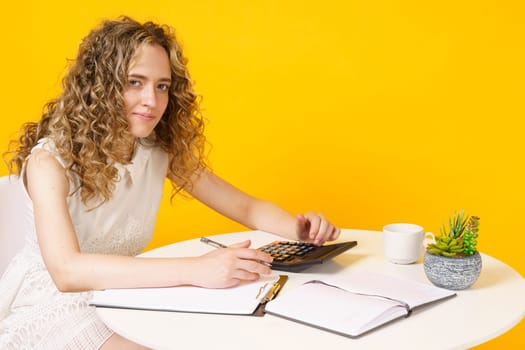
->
<box><xmin>1</xmin><ymin>1</ymin><xmax>523</xmax><ymax>347</ymax></box>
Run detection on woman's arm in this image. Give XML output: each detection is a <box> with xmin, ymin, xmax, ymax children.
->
<box><xmin>26</xmin><ymin>150</ymin><xmax>271</xmax><ymax>292</ymax></box>
<box><xmin>180</xmin><ymin>169</ymin><xmax>340</xmax><ymax>245</ymax></box>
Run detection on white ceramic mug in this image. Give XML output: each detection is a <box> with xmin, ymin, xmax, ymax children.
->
<box><xmin>383</xmin><ymin>223</ymin><xmax>435</xmax><ymax>264</ymax></box>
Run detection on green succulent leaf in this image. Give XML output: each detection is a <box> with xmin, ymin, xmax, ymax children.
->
<box><xmin>428</xmin><ymin>211</ymin><xmax>480</xmax><ymax>257</ymax></box>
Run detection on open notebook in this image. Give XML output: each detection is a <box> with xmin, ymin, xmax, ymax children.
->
<box><xmin>265</xmin><ymin>271</ymin><xmax>456</xmax><ymax>337</ymax></box>
<box><xmin>90</xmin><ymin>274</ymin><xmax>286</xmax><ymax>316</ymax></box>
<box><xmin>91</xmin><ymin>271</ymin><xmax>454</xmax><ymax>337</ymax></box>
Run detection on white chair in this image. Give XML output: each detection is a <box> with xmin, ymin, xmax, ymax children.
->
<box><xmin>0</xmin><ymin>175</ymin><xmax>28</xmax><ymax>275</ymax></box>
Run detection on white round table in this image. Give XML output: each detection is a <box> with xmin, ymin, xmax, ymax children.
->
<box><xmin>96</xmin><ymin>229</ymin><xmax>525</xmax><ymax>350</ymax></box>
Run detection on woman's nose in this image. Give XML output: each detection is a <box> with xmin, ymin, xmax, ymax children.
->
<box><xmin>141</xmin><ymin>85</ymin><xmax>157</xmax><ymax>108</ymax></box>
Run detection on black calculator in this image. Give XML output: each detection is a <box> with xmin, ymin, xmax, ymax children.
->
<box><xmin>257</xmin><ymin>240</ymin><xmax>357</xmax><ymax>272</ymax></box>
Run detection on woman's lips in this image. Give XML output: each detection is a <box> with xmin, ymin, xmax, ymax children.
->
<box><xmin>134</xmin><ymin>112</ymin><xmax>156</xmax><ymax>121</ymax></box>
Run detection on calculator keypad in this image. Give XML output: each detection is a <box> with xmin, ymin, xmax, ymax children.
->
<box><xmin>256</xmin><ymin>240</ymin><xmax>357</xmax><ymax>272</ymax></box>
<box><xmin>258</xmin><ymin>241</ymin><xmax>316</xmax><ymax>262</ymax></box>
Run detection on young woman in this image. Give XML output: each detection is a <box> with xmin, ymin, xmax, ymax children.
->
<box><xmin>0</xmin><ymin>17</ymin><xmax>340</xmax><ymax>349</ymax></box>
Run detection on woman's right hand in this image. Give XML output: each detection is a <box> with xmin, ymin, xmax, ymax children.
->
<box><xmin>190</xmin><ymin>240</ymin><xmax>273</xmax><ymax>288</ymax></box>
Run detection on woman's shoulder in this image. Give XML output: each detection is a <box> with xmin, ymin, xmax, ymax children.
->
<box><xmin>28</xmin><ymin>138</ymin><xmax>67</xmax><ymax>168</ymax></box>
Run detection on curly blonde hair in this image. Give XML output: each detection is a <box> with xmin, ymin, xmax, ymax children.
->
<box><xmin>5</xmin><ymin>16</ymin><xmax>206</xmax><ymax>205</ymax></box>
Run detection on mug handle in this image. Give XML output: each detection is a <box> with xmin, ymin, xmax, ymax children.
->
<box><xmin>423</xmin><ymin>232</ymin><xmax>435</xmax><ymax>248</ymax></box>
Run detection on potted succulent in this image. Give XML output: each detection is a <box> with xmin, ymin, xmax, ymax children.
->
<box><xmin>423</xmin><ymin>210</ymin><xmax>481</xmax><ymax>290</ymax></box>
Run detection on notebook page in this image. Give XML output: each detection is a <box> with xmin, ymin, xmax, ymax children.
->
<box><xmin>265</xmin><ymin>270</ymin><xmax>455</xmax><ymax>337</ymax></box>
<box><xmin>320</xmin><ymin>271</ymin><xmax>454</xmax><ymax>308</ymax></box>
<box><xmin>265</xmin><ymin>282</ymin><xmax>407</xmax><ymax>336</ymax></box>
<box><xmin>91</xmin><ymin>274</ymin><xmax>279</xmax><ymax>315</ymax></box>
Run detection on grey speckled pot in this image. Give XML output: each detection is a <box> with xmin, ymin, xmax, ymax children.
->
<box><xmin>423</xmin><ymin>251</ymin><xmax>482</xmax><ymax>290</ymax></box>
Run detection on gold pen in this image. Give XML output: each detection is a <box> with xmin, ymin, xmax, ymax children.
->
<box><xmin>263</xmin><ymin>275</ymin><xmax>288</xmax><ymax>302</ymax></box>
<box><xmin>264</xmin><ymin>280</ymin><xmax>282</xmax><ymax>302</ymax></box>
<box><xmin>200</xmin><ymin>237</ymin><xmax>273</xmax><ymax>268</ymax></box>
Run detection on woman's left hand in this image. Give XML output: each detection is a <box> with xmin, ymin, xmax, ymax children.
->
<box><xmin>295</xmin><ymin>212</ymin><xmax>341</xmax><ymax>246</ymax></box>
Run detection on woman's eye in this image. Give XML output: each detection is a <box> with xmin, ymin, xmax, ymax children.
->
<box><xmin>129</xmin><ymin>79</ymin><xmax>141</xmax><ymax>87</ymax></box>
<box><xmin>158</xmin><ymin>84</ymin><xmax>170</xmax><ymax>91</ymax></box>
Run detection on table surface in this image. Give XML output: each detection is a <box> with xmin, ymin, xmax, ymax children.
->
<box><xmin>96</xmin><ymin>229</ymin><xmax>525</xmax><ymax>350</ymax></box>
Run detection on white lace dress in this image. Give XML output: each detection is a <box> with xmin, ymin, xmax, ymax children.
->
<box><xmin>0</xmin><ymin>138</ymin><xmax>168</xmax><ymax>349</ymax></box>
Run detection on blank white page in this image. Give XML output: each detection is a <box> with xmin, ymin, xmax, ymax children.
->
<box><xmin>265</xmin><ymin>271</ymin><xmax>455</xmax><ymax>337</ymax></box>
<box><xmin>91</xmin><ymin>274</ymin><xmax>280</xmax><ymax>315</ymax></box>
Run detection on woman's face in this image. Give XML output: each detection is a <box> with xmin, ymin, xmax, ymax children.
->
<box><xmin>124</xmin><ymin>43</ymin><xmax>171</xmax><ymax>138</ymax></box>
